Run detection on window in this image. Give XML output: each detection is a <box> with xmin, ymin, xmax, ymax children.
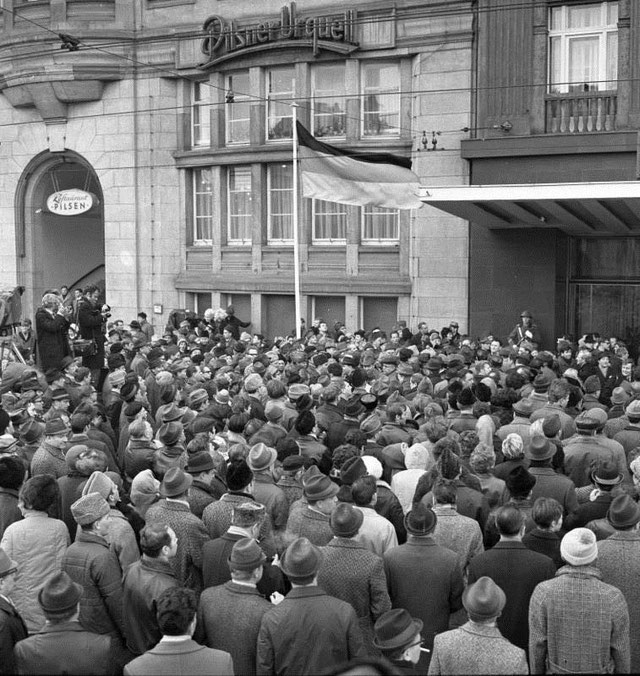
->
<box><xmin>549</xmin><ymin>2</ymin><xmax>618</xmax><ymax>93</ymax></box>
<box><xmin>312</xmin><ymin>199</ymin><xmax>347</xmax><ymax>243</ymax></box>
<box><xmin>191</xmin><ymin>81</ymin><xmax>211</xmax><ymax>147</ymax></box>
<box><xmin>226</xmin><ymin>71</ymin><xmax>250</xmax><ymax>144</ymax></box>
<box><xmin>361</xmin><ymin>206</ymin><xmax>399</xmax><ymax>243</ymax></box>
<box><xmin>268</xmin><ymin>164</ymin><xmax>293</xmax><ymax>243</ymax></box>
<box><xmin>362</xmin><ymin>62</ymin><xmax>400</xmax><ymax>137</ymax></box>
<box><xmin>267</xmin><ymin>67</ymin><xmax>294</xmax><ymax>140</ymax></box>
<box><xmin>311</xmin><ymin>64</ymin><xmax>346</xmax><ymax>137</ymax></box>
<box><xmin>192</xmin><ymin>169</ymin><xmax>213</xmax><ymax>244</ymax></box>
<box><xmin>227</xmin><ymin>166</ymin><xmax>252</xmax><ymax>245</ymax></box>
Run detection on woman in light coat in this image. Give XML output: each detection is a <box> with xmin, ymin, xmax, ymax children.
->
<box><xmin>0</xmin><ymin>474</ymin><xmax>69</xmax><ymax>632</ymax></box>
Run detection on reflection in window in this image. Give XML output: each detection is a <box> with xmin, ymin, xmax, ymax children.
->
<box><xmin>549</xmin><ymin>2</ymin><xmax>618</xmax><ymax>93</ymax></box>
<box><xmin>312</xmin><ymin>199</ymin><xmax>346</xmax><ymax>242</ymax></box>
<box><xmin>193</xmin><ymin>169</ymin><xmax>213</xmax><ymax>243</ymax></box>
<box><xmin>191</xmin><ymin>81</ymin><xmax>211</xmax><ymax>147</ymax></box>
<box><xmin>267</xmin><ymin>67</ymin><xmax>294</xmax><ymax>140</ymax></box>
<box><xmin>227</xmin><ymin>166</ymin><xmax>252</xmax><ymax>245</ymax></box>
<box><xmin>362</xmin><ymin>62</ymin><xmax>400</xmax><ymax>137</ymax></box>
<box><xmin>312</xmin><ymin>64</ymin><xmax>346</xmax><ymax>137</ymax></box>
<box><xmin>226</xmin><ymin>71</ymin><xmax>250</xmax><ymax>144</ymax></box>
<box><xmin>362</xmin><ymin>206</ymin><xmax>399</xmax><ymax>242</ymax></box>
<box><xmin>268</xmin><ymin>164</ymin><xmax>293</xmax><ymax>242</ymax></box>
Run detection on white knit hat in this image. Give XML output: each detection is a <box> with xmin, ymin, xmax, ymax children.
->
<box><xmin>560</xmin><ymin>528</ymin><xmax>597</xmax><ymax>566</ymax></box>
<box><xmin>361</xmin><ymin>455</ymin><xmax>383</xmax><ymax>480</ymax></box>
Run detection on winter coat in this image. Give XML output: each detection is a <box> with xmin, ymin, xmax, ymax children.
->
<box><xmin>35</xmin><ymin>307</ymin><xmax>70</xmax><ymax>372</ymax></box>
<box><xmin>77</xmin><ymin>298</ymin><xmax>106</xmax><ymax>371</ymax></box>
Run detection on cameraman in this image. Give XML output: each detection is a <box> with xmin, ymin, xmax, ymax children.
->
<box><xmin>77</xmin><ymin>284</ymin><xmax>108</xmax><ymax>387</ymax></box>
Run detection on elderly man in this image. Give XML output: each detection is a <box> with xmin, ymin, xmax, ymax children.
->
<box><xmin>285</xmin><ymin>473</ymin><xmax>339</xmax><ymax>546</ymax></box>
<box><xmin>529</xmin><ymin>528</ymin><xmax>630</xmax><ymax>674</ymax></box>
<box><xmin>247</xmin><ymin>443</ymin><xmax>289</xmax><ymax>533</ymax></box>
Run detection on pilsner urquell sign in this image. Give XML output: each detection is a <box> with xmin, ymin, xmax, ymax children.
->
<box><xmin>46</xmin><ymin>189</ymin><xmax>95</xmax><ymax>215</ymax></box>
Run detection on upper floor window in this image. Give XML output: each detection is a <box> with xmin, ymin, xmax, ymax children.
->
<box><xmin>267</xmin><ymin>67</ymin><xmax>294</xmax><ymax>141</ymax></box>
<box><xmin>267</xmin><ymin>163</ymin><xmax>293</xmax><ymax>243</ymax></box>
<box><xmin>312</xmin><ymin>199</ymin><xmax>347</xmax><ymax>243</ymax></box>
<box><xmin>362</xmin><ymin>62</ymin><xmax>400</xmax><ymax>137</ymax></box>
<box><xmin>362</xmin><ymin>206</ymin><xmax>399</xmax><ymax>243</ymax></box>
<box><xmin>549</xmin><ymin>2</ymin><xmax>618</xmax><ymax>93</ymax></box>
<box><xmin>312</xmin><ymin>64</ymin><xmax>346</xmax><ymax>138</ymax></box>
<box><xmin>227</xmin><ymin>166</ymin><xmax>252</xmax><ymax>245</ymax></box>
<box><xmin>226</xmin><ymin>71</ymin><xmax>250</xmax><ymax>145</ymax></box>
<box><xmin>193</xmin><ymin>169</ymin><xmax>213</xmax><ymax>244</ymax></box>
<box><xmin>191</xmin><ymin>81</ymin><xmax>211</xmax><ymax>147</ymax></box>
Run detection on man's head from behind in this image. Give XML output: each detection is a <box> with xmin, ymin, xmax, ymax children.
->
<box><xmin>156</xmin><ymin>587</ymin><xmax>197</xmax><ymax>636</ymax></box>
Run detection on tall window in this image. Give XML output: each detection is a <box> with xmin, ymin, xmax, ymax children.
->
<box><xmin>362</xmin><ymin>206</ymin><xmax>399</xmax><ymax>243</ymax></box>
<box><xmin>191</xmin><ymin>81</ymin><xmax>211</xmax><ymax>147</ymax></box>
<box><xmin>549</xmin><ymin>2</ymin><xmax>618</xmax><ymax>93</ymax></box>
<box><xmin>226</xmin><ymin>71</ymin><xmax>250</xmax><ymax>144</ymax></box>
<box><xmin>267</xmin><ymin>67</ymin><xmax>294</xmax><ymax>140</ymax></box>
<box><xmin>362</xmin><ymin>62</ymin><xmax>400</xmax><ymax>137</ymax></box>
<box><xmin>312</xmin><ymin>64</ymin><xmax>346</xmax><ymax>138</ymax></box>
<box><xmin>312</xmin><ymin>199</ymin><xmax>347</xmax><ymax>243</ymax></box>
<box><xmin>268</xmin><ymin>164</ymin><xmax>293</xmax><ymax>243</ymax></box>
<box><xmin>227</xmin><ymin>166</ymin><xmax>252</xmax><ymax>245</ymax></box>
<box><xmin>192</xmin><ymin>169</ymin><xmax>213</xmax><ymax>244</ymax></box>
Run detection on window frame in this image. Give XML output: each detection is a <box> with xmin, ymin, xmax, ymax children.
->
<box><xmin>226</xmin><ymin>165</ymin><xmax>253</xmax><ymax>246</ymax></box>
<box><xmin>266</xmin><ymin>66</ymin><xmax>295</xmax><ymax>142</ymax></box>
<box><xmin>225</xmin><ymin>71</ymin><xmax>251</xmax><ymax>145</ymax></box>
<box><xmin>360</xmin><ymin>205</ymin><xmax>399</xmax><ymax>244</ymax></box>
<box><xmin>192</xmin><ymin>168</ymin><xmax>214</xmax><ymax>245</ymax></box>
<box><xmin>267</xmin><ymin>163</ymin><xmax>294</xmax><ymax>245</ymax></box>
<box><xmin>311</xmin><ymin>198</ymin><xmax>347</xmax><ymax>244</ymax></box>
<box><xmin>361</xmin><ymin>61</ymin><xmax>401</xmax><ymax>138</ymax></box>
<box><xmin>191</xmin><ymin>80</ymin><xmax>211</xmax><ymax>148</ymax></box>
<box><xmin>311</xmin><ymin>63</ymin><xmax>347</xmax><ymax>139</ymax></box>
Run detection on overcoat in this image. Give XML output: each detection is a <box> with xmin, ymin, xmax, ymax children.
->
<box><xmin>123</xmin><ymin>638</ymin><xmax>233</xmax><ymax>676</ymax></box>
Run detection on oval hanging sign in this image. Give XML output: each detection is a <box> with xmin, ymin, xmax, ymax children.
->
<box><xmin>46</xmin><ymin>189</ymin><xmax>96</xmax><ymax>215</ymax></box>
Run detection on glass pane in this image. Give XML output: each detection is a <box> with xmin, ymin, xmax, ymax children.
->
<box><xmin>574</xmin><ymin>284</ymin><xmax>640</xmax><ymax>343</ymax></box>
<box><xmin>568</xmin><ymin>5</ymin><xmax>601</xmax><ymax>29</ymax></box>
<box><xmin>268</xmin><ymin>165</ymin><xmax>293</xmax><ymax>241</ymax></box>
<box><xmin>568</xmin><ymin>36</ymin><xmax>599</xmax><ymax>90</ymax></box>
<box><xmin>313</xmin><ymin>199</ymin><xmax>346</xmax><ymax>241</ymax></box>
<box><xmin>193</xmin><ymin>170</ymin><xmax>213</xmax><ymax>241</ymax></box>
<box><xmin>313</xmin><ymin>64</ymin><xmax>346</xmax><ymax>138</ymax></box>
<box><xmin>362</xmin><ymin>63</ymin><xmax>400</xmax><ymax>137</ymax></box>
<box><xmin>228</xmin><ymin>166</ymin><xmax>252</xmax><ymax>243</ymax></box>
<box><xmin>550</xmin><ymin>6</ymin><xmax>562</xmax><ymax>31</ymax></box>
<box><xmin>227</xmin><ymin>71</ymin><xmax>251</xmax><ymax>144</ymax></box>
<box><xmin>192</xmin><ymin>82</ymin><xmax>211</xmax><ymax>147</ymax></box>
<box><xmin>362</xmin><ymin>207</ymin><xmax>398</xmax><ymax>241</ymax></box>
<box><xmin>574</xmin><ymin>238</ymin><xmax>640</xmax><ymax>279</ymax></box>
<box><xmin>549</xmin><ymin>36</ymin><xmax>562</xmax><ymax>92</ymax></box>
<box><xmin>607</xmin><ymin>2</ymin><xmax>618</xmax><ymax>25</ymax></box>
<box><xmin>267</xmin><ymin>67</ymin><xmax>294</xmax><ymax>140</ymax></box>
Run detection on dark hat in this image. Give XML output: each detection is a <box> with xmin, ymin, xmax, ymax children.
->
<box><xmin>44</xmin><ymin>417</ymin><xmax>68</xmax><ymax>436</ymax></box>
<box><xmin>282</xmin><ymin>455</ymin><xmax>305</xmax><ymax>471</ymax></box>
<box><xmin>505</xmin><ymin>465</ymin><xmax>536</xmax><ymax>496</ymax></box>
<box><xmin>265</xmin><ymin>402</ymin><xmax>284</xmax><ymax>422</ymax></box>
<box><xmin>280</xmin><ymin>537</ymin><xmax>323</xmax><ymax>579</ymax></box>
<box><xmin>575</xmin><ymin>411</ymin><xmax>600</xmax><ymax>431</ymax></box>
<box><xmin>129</xmin><ymin>320</ymin><xmax>141</xmax><ymax>330</ymax></box>
<box><xmin>303</xmin><ymin>474</ymin><xmax>339</xmax><ymax>502</ymax></box>
<box><xmin>0</xmin><ymin>548</ymin><xmax>17</xmax><ymax>579</ymax></box>
<box><xmin>373</xmin><ymin>609</ymin><xmax>423</xmax><ymax>651</ymax></box>
<box><xmin>592</xmin><ymin>460</ymin><xmax>623</xmax><ymax>487</ymax></box>
<box><xmin>330</xmin><ymin>502</ymin><xmax>364</xmax><ymax>538</ymax></box>
<box><xmin>526</xmin><ymin>435</ymin><xmax>555</xmax><ymax>461</ymax></box>
<box><xmin>51</xmin><ymin>388</ymin><xmax>70</xmax><ymax>401</ymax></box>
<box><xmin>38</xmin><ymin>571</ymin><xmax>82</xmax><ymax>614</ymax></box>
<box><xmin>457</xmin><ymin>388</ymin><xmax>476</xmax><ymax>408</ymax></box>
<box><xmin>186</xmin><ymin>451</ymin><xmax>214</xmax><ymax>474</ymax></box>
<box><xmin>397</xmin><ymin>363</ymin><xmax>414</xmax><ymax>377</ymax></box>
<box><xmin>584</xmin><ymin>408</ymin><xmax>607</xmax><ymax>429</ymax></box>
<box><xmin>161</xmin><ymin>403</ymin><xmax>186</xmax><ymax>423</ymax></box>
<box><xmin>44</xmin><ymin>368</ymin><xmax>63</xmax><ymax>384</ymax></box>
<box><xmin>360</xmin><ymin>393</ymin><xmax>378</xmax><ymax>410</ymax></box>
<box><xmin>120</xmin><ymin>382</ymin><xmax>138</xmax><ymax>403</ymax></box>
<box><xmin>607</xmin><ymin>494</ymin><xmax>640</xmax><ymax>529</ymax></box>
<box><xmin>344</xmin><ymin>399</ymin><xmax>365</xmax><ymax>418</ymax></box>
<box><xmin>462</xmin><ymin>576</ymin><xmax>506</xmax><ymax>620</ymax></box>
<box><xmin>532</xmin><ymin>373</ymin><xmax>552</xmax><ymax>392</ymax></box>
<box><xmin>160</xmin><ymin>467</ymin><xmax>193</xmax><ymax>497</ymax></box>
<box><xmin>232</xmin><ymin>501</ymin><xmax>265</xmax><ymax>528</ymax></box>
<box><xmin>228</xmin><ymin>537</ymin><xmax>266</xmax><ymax>572</ymax></box>
<box><xmin>520</xmin><ymin>310</ymin><xmax>532</xmax><ymax>318</ymax></box>
<box><xmin>247</xmin><ymin>443</ymin><xmax>277</xmax><ymax>472</ymax></box>
<box><xmin>426</xmin><ymin>357</ymin><xmax>444</xmax><ymax>371</ymax></box>
<box><xmin>542</xmin><ymin>415</ymin><xmax>562</xmax><ymax>438</ymax></box>
<box><xmin>379</xmin><ymin>353</ymin><xmax>399</xmax><ymax>365</ymax></box>
<box><xmin>382</xmin><ymin>443</ymin><xmax>408</xmax><ymax>472</ymax></box>
<box><xmin>583</xmin><ymin>375</ymin><xmax>601</xmax><ymax>394</ymax></box>
<box><xmin>158</xmin><ymin>421</ymin><xmax>183</xmax><ymax>447</ymax></box>
<box><xmin>188</xmin><ymin>388</ymin><xmax>209</xmax><ymax>408</ymax></box>
<box><xmin>19</xmin><ymin>419</ymin><xmax>45</xmax><ymax>444</ymax></box>
<box><xmin>70</xmin><ymin>493</ymin><xmax>110</xmax><ymax>526</ymax></box>
<box><xmin>226</xmin><ymin>460</ymin><xmax>253</xmax><ymax>491</ymax></box>
<box><xmin>340</xmin><ymin>456</ymin><xmax>367</xmax><ymax>486</ymax></box>
<box><xmin>404</xmin><ymin>503</ymin><xmax>437</xmax><ymax>536</ymax></box>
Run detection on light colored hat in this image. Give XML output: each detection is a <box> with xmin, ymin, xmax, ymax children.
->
<box><xmin>130</xmin><ymin>469</ymin><xmax>160</xmax><ymax>507</ymax></box>
<box><xmin>70</xmin><ymin>493</ymin><xmax>110</xmax><ymax>526</ymax></box>
<box><xmin>247</xmin><ymin>443</ymin><xmax>277</xmax><ymax>472</ymax></box>
<box><xmin>81</xmin><ymin>471</ymin><xmax>116</xmax><ymax>500</ymax></box>
<box><xmin>560</xmin><ymin>528</ymin><xmax>598</xmax><ymax>566</ymax></box>
<box><xmin>501</xmin><ymin>433</ymin><xmax>524</xmax><ymax>459</ymax></box>
<box><xmin>361</xmin><ymin>455</ymin><xmax>383</xmax><ymax>479</ymax></box>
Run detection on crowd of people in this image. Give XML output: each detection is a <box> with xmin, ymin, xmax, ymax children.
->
<box><xmin>0</xmin><ymin>290</ymin><xmax>639</xmax><ymax>675</ymax></box>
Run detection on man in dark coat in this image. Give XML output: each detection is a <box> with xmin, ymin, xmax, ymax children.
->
<box><xmin>13</xmin><ymin>571</ymin><xmax>113</xmax><ymax>675</ymax></box>
<box><xmin>35</xmin><ymin>293</ymin><xmax>71</xmax><ymax>373</ymax></box>
<box><xmin>383</xmin><ymin>503</ymin><xmax>464</xmax><ymax>669</ymax></box>
<box><xmin>565</xmin><ymin>460</ymin><xmax>623</xmax><ymax>530</ymax></box>
<box><xmin>0</xmin><ymin>548</ymin><xmax>27</xmax><ymax>675</ymax></box>
<box><xmin>467</xmin><ymin>504</ymin><xmax>556</xmax><ymax>653</ymax></box>
<box><xmin>257</xmin><ymin>537</ymin><xmax>366</xmax><ymax>675</ymax></box>
<box><xmin>76</xmin><ymin>285</ymin><xmax>107</xmax><ymax>385</ymax></box>
<box><xmin>197</xmin><ymin>538</ymin><xmax>273</xmax><ymax>676</ymax></box>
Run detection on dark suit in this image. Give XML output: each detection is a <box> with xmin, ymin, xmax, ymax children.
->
<box><xmin>467</xmin><ymin>540</ymin><xmax>556</xmax><ymax>652</ymax></box>
<box><xmin>13</xmin><ymin>621</ymin><xmax>112</xmax><ymax>675</ymax></box>
<box><xmin>123</xmin><ymin>638</ymin><xmax>233</xmax><ymax>676</ymax></box>
<box><xmin>0</xmin><ymin>595</ymin><xmax>28</xmax><ymax>675</ymax></box>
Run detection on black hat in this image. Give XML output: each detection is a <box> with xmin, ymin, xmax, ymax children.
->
<box><xmin>404</xmin><ymin>503</ymin><xmax>437</xmax><ymax>536</ymax></box>
<box><xmin>505</xmin><ymin>465</ymin><xmax>536</xmax><ymax>496</ymax></box>
<box><xmin>330</xmin><ymin>503</ymin><xmax>364</xmax><ymax>538</ymax></box>
<box><xmin>38</xmin><ymin>571</ymin><xmax>82</xmax><ymax>614</ymax></box>
<box><xmin>373</xmin><ymin>609</ymin><xmax>423</xmax><ymax>651</ymax></box>
<box><xmin>226</xmin><ymin>459</ymin><xmax>253</xmax><ymax>491</ymax></box>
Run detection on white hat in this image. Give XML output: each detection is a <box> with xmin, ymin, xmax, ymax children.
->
<box><xmin>361</xmin><ymin>455</ymin><xmax>383</xmax><ymax>479</ymax></box>
<box><xmin>560</xmin><ymin>528</ymin><xmax>597</xmax><ymax>566</ymax></box>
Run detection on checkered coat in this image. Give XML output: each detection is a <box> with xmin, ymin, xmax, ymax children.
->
<box><xmin>528</xmin><ymin>565</ymin><xmax>630</xmax><ymax>674</ymax></box>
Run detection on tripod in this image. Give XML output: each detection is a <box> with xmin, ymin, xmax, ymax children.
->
<box><xmin>0</xmin><ymin>327</ymin><xmax>26</xmax><ymax>370</ymax></box>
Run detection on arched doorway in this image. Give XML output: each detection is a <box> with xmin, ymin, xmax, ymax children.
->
<box><xmin>16</xmin><ymin>151</ymin><xmax>105</xmax><ymax>317</ymax></box>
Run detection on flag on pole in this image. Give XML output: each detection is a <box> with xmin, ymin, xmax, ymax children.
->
<box><xmin>296</xmin><ymin>122</ymin><xmax>422</xmax><ymax>210</ymax></box>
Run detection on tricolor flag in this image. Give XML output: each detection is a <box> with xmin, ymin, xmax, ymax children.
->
<box><xmin>296</xmin><ymin>122</ymin><xmax>423</xmax><ymax>210</ymax></box>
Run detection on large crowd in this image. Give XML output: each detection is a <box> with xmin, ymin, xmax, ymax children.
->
<box><xmin>0</xmin><ymin>290</ymin><xmax>639</xmax><ymax>675</ymax></box>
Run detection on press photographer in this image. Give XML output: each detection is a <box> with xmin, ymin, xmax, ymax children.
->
<box><xmin>77</xmin><ymin>284</ymin><xmax>107</xmax><ymax>386</ymax></box>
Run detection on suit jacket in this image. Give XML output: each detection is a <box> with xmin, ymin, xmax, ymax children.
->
<box><xmin>13</xmin><ymin>620</ymin><xmax>112</xmax><ymax>675</ymax></box>
<box><xmin>123</xmin><ymin>637</ymin><xmax>234</xmax><ymax>676</ymax></box>
<box><xmin>428</xmin><ymin>621</ymin><xmax>528</xmax><ymax>675</ymax></box>
<box><xmin>527</xmin><ymin>466</ymin><xmax>578</xmax><ymax>517</ymax></box>
<box><xmin>0</xmin><ymin>595</ymin><xmax>28</xmax><ymax>675</ymax></box>
<box><xmin>197</xmin><ymin>581</ymin><xmax>271</xmax><ymax>676</ymax></box>
<box><xmin>467</xmin><ymin>540</ymin><xmax>556</xmax><ymax>652</ymax></box>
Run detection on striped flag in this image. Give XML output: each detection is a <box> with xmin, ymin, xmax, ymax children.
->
<box><xmin>296</xmin><ymin>122</ymin><xmax>422</xmax><ymax>210</ymax></box>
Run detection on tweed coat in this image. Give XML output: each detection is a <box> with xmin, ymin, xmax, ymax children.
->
<box><xmin>529</xmin><ymin>565</ymin><xmax>630</xmax><ymax>674</ymax></box>
<box><xmin>124</xmin><ymin>638</ymin><xmax>234</xmax><ymax>676</ymax></box>
<box><xmin>196</xmin><ymin>581</ymin><xmax>272</xmax><ymax>676</ymax></box>
<box><xmin>202</xmin><ymin>491</ymin><xmax>277</xmax><ymax>557</ymax></box>
<box><xmin>252</xmin><ymin>473</ymin><xmax>289</xmax><ymax>531</ymax></box>
<box><xmin>467</xmin><ymin>540</ymin><xmax>556</xmax><ymax>652</ymax></box>
<box><xmin>431</xmin><ymin>505</ymin><xmax>484</xmax><ymax>569</ymax></box>
<box><xmin>13</xmin><ymin>621</ymin><xmax>113</xmax><ymax>675</ymax></box>
<box><xmin>318</xmin><ymin>537</ymin><xmax>392</xmax><ymax>654</ymax></box>
<box><xmin>276</xmin><ymin>476</ymin><xmax>302</xmax><ymax>509</ymax></box>
<box><xmin>30</xmin><ymin>441</ymin><xmax>67</xmax><ymax>479</ymax></box>
<box><xmin>597</xmin><ymin>531</ymin><xmax>640</xmax><ymax>673</ymax></box>
<box><xmin>428</xmin><ymin>621</ymin><xmax>528</xmax><ymax>675</ymax></box>
<box><xmin>187</xmin><ymin>480</ymin><xmax>217</xmax><ymax>519</ymax></box>
<box><xmin>256</xmin><ymin>585</ymin><xmax>365</xmax><ymax>676</ymax></box>
<box><xmin>145</xmin><ymin>498</ymin><xmax>209</xmax><ymax>593</ymax></box>
<box><xmin>285</xmin><ymin>503</ymin><xmax>334</xmax><ymax>546</ymax></box>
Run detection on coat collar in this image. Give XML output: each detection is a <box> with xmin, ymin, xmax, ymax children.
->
<box><xmin>556</xmin><ymin>564</ymin><xmax>602</xmax><ymax>579</ymax></box>
<box><xmin>140</xmin><ymin>556</ymin><xmax>177</xmax><ymax>578</ymax></box>
<box><xmin>286</xmin><ymin>586</ymin><xmax>327</xmax><ymax>599</ymax></box>
<box><xmin>326</xmin><ymin>537</ymin><xmax>366</xmax><ymax>550</ymax></box>
<box><xmin>36</xmin><ymin>620</ymin><xmax>91</xmax><ymax>635</ymax></box>
<box><xmin>225</xmin><ymin>580</ymin><xmax>263</xmax><ymax>597</ymax></box>
<box><xmin>461</xmin><ymin>621</ymin><xmax>504</xmax><ymax>638</ymax></box>
<box><xmin>75</xmin><ymin>531</ymin><xmax>109</xmax><ymax>547</ymax></box>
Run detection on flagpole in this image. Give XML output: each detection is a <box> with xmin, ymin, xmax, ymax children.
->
<box><xmin>292</xmin><ymin>102</ymin><xmax>302</xmax><ymax>340</ymax></box>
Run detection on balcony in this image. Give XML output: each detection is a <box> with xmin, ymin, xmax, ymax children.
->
<box><xmin>545</xmin><ymin>91</ymin><xmax>617</xmax><ymax>134</ymax></box>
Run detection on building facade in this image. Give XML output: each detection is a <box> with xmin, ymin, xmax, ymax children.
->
<box><xmin>0</xmin><ymin>0</ymin><xmax>472</xmax><ymax>337</ymax></box>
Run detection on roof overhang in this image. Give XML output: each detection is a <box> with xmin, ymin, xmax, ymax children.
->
<box><xmin>418</xmin><ymin>181</ymin><xmax>640</xmax><ymax>235</ymax></box>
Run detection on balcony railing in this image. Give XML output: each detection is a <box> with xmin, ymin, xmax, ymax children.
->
<box><xmin>545</xmin><ymin>91</ymin><xmax>617</xmax><ymax>134</ymax></box>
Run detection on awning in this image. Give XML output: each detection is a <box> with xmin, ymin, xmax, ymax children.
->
<box><xmin>418</xmin><ymin>181</ymin><xmax>640</xmax><ymax>235</ymax></box>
